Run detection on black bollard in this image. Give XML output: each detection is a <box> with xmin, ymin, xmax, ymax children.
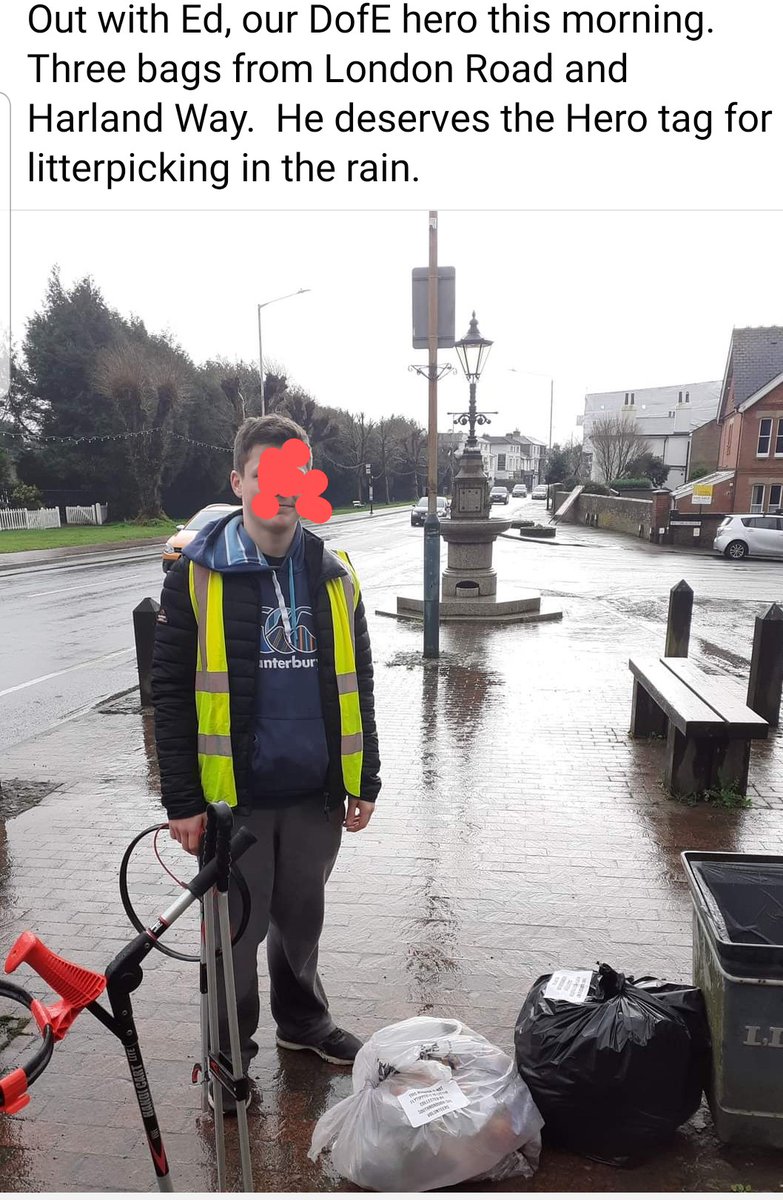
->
<box><xmin>133</xmin><ymin>597</ymin><xmax>161</xmax><ymax>708</ymax></box>
<box><xmin>665</xmin><ymin>579</ymin><xmax>693</xmax><ymax>658</ymax></box>
<box><xmin>747</xmin><ymin>602</ymin><xmax>783</xmax><ymax>726</ymax></box>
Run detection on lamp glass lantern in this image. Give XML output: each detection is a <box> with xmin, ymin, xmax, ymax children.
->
<box><xmin>454</xmin><ymin>312</ymin><xmax>493</xmax><ymax>381</ymax></box>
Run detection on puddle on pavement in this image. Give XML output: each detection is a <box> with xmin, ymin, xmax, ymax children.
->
<box><xmin>0</xmin><ymin>779</ymin><xmax>61</xmax><ymax>821</ymax></box>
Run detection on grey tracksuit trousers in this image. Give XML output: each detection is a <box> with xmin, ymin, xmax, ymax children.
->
<box><xmin>217</xmin><ymin>798</ymin><xmax>344</xmax><ymax>1070</ymax></box>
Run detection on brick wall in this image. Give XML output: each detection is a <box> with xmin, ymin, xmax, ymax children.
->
<box><xmin>673</xmin><ymin>476</ymin><xmax>734</xmax><ymax>515</ymax></box>
<box><xmin>731</xmin><ymin>381</ymin><xmax>783</xmax><ymax>512</ymax></box>
<box><xmin>689</xmin><ymin>418</ymin><xmax>721</xmax><ymax>479</ymax></box>
<box><xmin>669</xmin><ymin>513</ymin><xmax>726</xmax><ymax>549</ymax></box>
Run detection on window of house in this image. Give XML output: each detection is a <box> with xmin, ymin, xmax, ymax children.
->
<box><xmin>770</xmin><ymin>484</ymin><xmax>783</xmax><ymax>511</ymax></box>
<box><xmin>678</xmin><ymin>391</ymin><xmax>683</xmax><ymax>404</ymax></box>
<box><xmin>775</xmin><ymin>419</ymin><xmax>783</xmax><ymax>456</ymax></box>
<box><xmin>757</xmin><ymin>418</ymin><xmax>773</xmax><ymax>455</ymax></box>
<box><xmin>630</xmin><ymin>393</ymin><xmax>635</xmax><ymax>405</ymax></box>
<box><xmin>751</xmin><ymin>484</ymin><xmax>765</xmax><ymax>513</ymax></box>
<box><xmin>624</xmin><ymin>393</ymin><xmax>629</xmax><ymax>405</ymax></box>
<box><xmin>685</xmin><ymin>392</ymin><xmax>690</xmax><ymax>403</ymax></box>
<box><xmin>727</xmin><ymin>422</ymin><xmax>733</xmax><ymax>453</ymax></box>
<box><xmin>497</xmin><ymin>454</ymin><xmax>506</xmax><ymax>471</ymax></box>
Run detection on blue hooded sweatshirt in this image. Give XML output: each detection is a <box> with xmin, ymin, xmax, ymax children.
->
<box><xmin>184</xmin><ymin>511</ymin><xmax>330</xmax><ymax>805</ymax></box>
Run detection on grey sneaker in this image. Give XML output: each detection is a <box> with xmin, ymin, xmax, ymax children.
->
<box><xmin>276</xmin><ymin>1027</ymin><xmax>363</xmax><ymax>1065</ymax></box>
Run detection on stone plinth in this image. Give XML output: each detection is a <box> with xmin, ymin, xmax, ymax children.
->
<box><xmin>440</xmin><ymin>517</ymin><xmax>511</xmax><ymax>598</ymax></box>
<box><xmin>381</xmin><ymin>586</ymin><xmax>563</xmax><ymax>625</ymax></box>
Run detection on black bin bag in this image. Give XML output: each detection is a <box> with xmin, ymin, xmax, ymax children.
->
<box><xmin>514</xmin><ymin>963</ymin><xmax>710</xmax><ymax>1167</ymax></box>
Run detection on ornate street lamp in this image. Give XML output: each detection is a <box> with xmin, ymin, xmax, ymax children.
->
<box><xmin>453</xmin><ymin>313</ymin><xmax>494</xmax><ymax>446</ymax></box>
<box><xmin>450</xmin><ymin>314</ymin><xmax>496</xmax><ymax>521</ymax></box>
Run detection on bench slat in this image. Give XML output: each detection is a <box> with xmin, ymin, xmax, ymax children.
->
<box><xmin>629</xmin><ymin>655</ymin><xmax>723</xmax><ymax>735</ymax></box>
<box><xmin>662</xmin><ymin>657</ymin><xmax>769</xmax><ymax>739</ymax></box>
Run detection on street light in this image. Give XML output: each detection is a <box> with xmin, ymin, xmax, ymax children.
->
<box><xmin>256</xmin><ymin>288</ymin><xmax>311</xmax><ymax>416</ymax></box>
<box><xmin>453</xmin><ymin>312</ymin><xmax>494</xmax><ymax>447</ymax></box>
<box><xmin>509</xmin><ymin>367</ymin><xmax>555</xmax><ymax>449</ymax></box>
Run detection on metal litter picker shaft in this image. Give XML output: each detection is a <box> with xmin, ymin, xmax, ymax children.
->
<box><xmin>0</xmin><ymin>821</ymin><xmax>256</xmax><ymax>1192</ymax></box>
<box><xmin>201</xmin><ymin>802</ymin><xmax>254</xmax><ymax>1190</ymax></box>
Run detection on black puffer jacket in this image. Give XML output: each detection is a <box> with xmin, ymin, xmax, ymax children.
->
<box><xmin>151</xmin><ymin>528</ymin><xmax>381</xmax><ymax>819</ymax></box>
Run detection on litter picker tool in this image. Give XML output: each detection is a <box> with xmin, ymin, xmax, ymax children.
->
<box><xmin>0</xmin><ymin>821</ymin><xmax>256</xmax><ymax>1192</ymax></box>
<box><xmin>200</xmin><ymin>802</ymin><xmax>254</xmax><ymax>1191</ymax></box>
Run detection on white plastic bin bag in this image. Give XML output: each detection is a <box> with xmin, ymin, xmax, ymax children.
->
<box><xmin>308</xmin><ymin>1016</ymin><xmax>543</xmax><ymax>1191</ymax></box>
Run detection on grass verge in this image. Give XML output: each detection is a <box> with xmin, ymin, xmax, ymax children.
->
<box><xmin>0</xmin><ymin>521</ymin><xmax>172</xmax><ymax>553</ymax></box>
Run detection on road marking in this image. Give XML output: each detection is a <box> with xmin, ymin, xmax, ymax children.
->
<box><xmin>28</xmin><ymin>582</ymin><xmax>112</xmax><ymax>599</ymax></box>
<box><xmin>0</xmin><ymin>647</ymin><xmax>135</xmax><ymax>697</ymax></box>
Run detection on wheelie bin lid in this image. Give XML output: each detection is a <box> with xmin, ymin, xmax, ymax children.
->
<box><xmin>682</xmin><ymin>851</ymin><xmax>783</xmax><ymax>980</ymax></box>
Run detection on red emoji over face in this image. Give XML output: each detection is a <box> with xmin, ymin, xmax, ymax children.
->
<box><xmin>250</xmin><ymin>438</ymin><xmax>332</xmax><ymax>524</ymax></box>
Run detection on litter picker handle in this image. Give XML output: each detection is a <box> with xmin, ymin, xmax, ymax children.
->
<box><xmin>4</xmin><ymin>933</ymin><xmax>106</xmax><ymax>1040</ymax></box>
<box><xmin>188</xmin><ymin>823</ymin><xmax>254</xmax><ymax>903</ymax></box>
<box><xmin>212</xmin><ymin>802</ymin><xmax>233</xmax><ymax>894</ymax></box>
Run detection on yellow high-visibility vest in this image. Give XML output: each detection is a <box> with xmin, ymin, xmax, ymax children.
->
<box><xmin>188</xmin><ymin>551</ymin><xmax>363</xmax><ymax>806</ymax></box>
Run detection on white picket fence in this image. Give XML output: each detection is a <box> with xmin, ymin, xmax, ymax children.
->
<box><xmin>28</xmin><ymin>508</ymin><xmax>62</xmax><ymax>530</ymax></box>
<box><xmin>65</xmin><ymin>503</ymin><xmax>107</xmax><ymax>526</ymax></box>
<box><xmin>0</xmin><ymin>507</ymin><xmax>61</xmax><ymax>531</ymax></box>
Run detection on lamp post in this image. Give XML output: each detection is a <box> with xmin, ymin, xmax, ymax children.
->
<box><xmin>257</xmin><ymin>288</ymin><xmax>311</xmax><ymax>416</ymax></box>
<box><xmin>450</xmin><ymin>313</ymin><xmax>494</xmax><ymax>520</ymax></box>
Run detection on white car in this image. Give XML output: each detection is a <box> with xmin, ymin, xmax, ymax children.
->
<box><xmin>713</xmin><ymin>514</ymin><xmax>783</xmax><ymax>560</ymax></box>
<box><xmin>531</xmin><ymin>485</ymin><xmax>548</xmax><ymax>500</ymax></box>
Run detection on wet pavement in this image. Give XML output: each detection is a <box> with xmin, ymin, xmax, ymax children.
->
<box><xmin>3</xmin><ymin>526</ymin><xmax>783</xmax><ymax>1190</ymax></box>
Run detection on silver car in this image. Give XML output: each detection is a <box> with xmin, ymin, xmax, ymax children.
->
<box><xmin>411</xmin><ymin>496</ymin><xmax>450</xmax><ymax>527</ymax></box>
<box><xmin>713</xmin><ymin>514</ymin><xmax>783</xmax><ymax>560</ymax></box>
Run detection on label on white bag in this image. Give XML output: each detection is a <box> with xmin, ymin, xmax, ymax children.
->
<box><xmin>397</xmin><ymin>1079</ymin><xmax>470</xmax><ymax>1128</ymax></box>
<box><xmin>543</xmin><ymin>969</ymin><xmax>593</xmax><ymax>1004</ymax></box>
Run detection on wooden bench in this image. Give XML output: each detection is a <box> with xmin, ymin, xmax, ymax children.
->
<box><xmin>629</xmin><ymin>655</ymin><xmax>769</xmax><ymax>796</ymax></box>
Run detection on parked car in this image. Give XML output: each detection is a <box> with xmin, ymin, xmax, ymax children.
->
<box><xmin>512</xmin><ymin>484</ymin><xmax>528</xmax><ymax>498</ymax></box>
<box><xmin>411</xmin><ymin>496</ymin><xmax>450</xmax><ymax>527</ymax></box>
<box><xmin>531</xmin><ymin>485</ymin><xmax>548</xmax><ymax>500</ymax></box>
<box><xmin>162</xmin><ymin>503</ymin><xmax>240</xmax><ymax>571</ymax></box>
<box><xmin>713</xmin><ymin>514</ymin><xmax>783</xmax><ymax>560</ymax></box>
<box><xmin>490</xmin><ymin>486</ymin><xmax>509</xmax><ymax>505</ymax></box>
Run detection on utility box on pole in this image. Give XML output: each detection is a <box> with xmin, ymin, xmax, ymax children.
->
<box><xmin>412</xmin><ymin>267</ymin><xmax>456</xmax><ymax>349</ymax></box>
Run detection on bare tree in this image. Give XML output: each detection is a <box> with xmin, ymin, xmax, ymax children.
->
<box><xmin>590</xmin><ymin>413</ymin><xmax>649</xmax><ymax>483</ymax></box>
<box><xmin>393</xmin><ymin>419</ymin><xmax>428</xmax><ymax>498</ymax></box>
<box><xmin>95</xmin><ymin>338</ymin><xmax>190</xmax><ymax>520</ymax></box>
<box><xmin>325</xmin><ymin>411</ymin><xmax>377</xmax><ymax>502</ymax></box>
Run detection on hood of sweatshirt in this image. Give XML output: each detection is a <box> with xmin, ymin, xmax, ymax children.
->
<box><xmin>184</xmin><ymin>508</ymin><xmax>293</xmax><ymax>573</ymax></box>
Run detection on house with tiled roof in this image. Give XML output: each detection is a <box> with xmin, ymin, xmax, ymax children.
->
<box><xmin>715</xmin><ymin>326</ymin><xmax>783</xmax><ymax>513</ymax></box>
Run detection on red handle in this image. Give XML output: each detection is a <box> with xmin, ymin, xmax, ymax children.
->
<box><xmin>5</xmin><ymin>932</ymin><xmax>106</xmax><ymax>1040</ymax></box>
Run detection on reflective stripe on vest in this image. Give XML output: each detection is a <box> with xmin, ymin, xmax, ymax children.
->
<box><xmin>188</xmin><ymin>562</ymin><xmax>238</xmax><ymax>807</ymax></box>
<box><xmin>327</xmin><ymin>551</ymin><xmax>364</xmax><ymax>796</ymax></box>
<box><xmin>189</xmin><ymin>549</ymin><xmax>364</xmax><ymax>804</ymax></box>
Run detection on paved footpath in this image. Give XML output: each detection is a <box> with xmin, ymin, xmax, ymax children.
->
<box><xmin>2</xmin><ymin>569</ymin><xmax>783</xmax><ymax>1191</ymax></box>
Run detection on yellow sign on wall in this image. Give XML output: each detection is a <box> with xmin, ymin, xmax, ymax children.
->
<box><xmin>692</xmin><ymin>483</ymin><xmax>714</xmax><ymax>506</ymax></box>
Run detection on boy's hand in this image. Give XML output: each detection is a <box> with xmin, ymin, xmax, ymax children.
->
<box><xmin>169</xmin><ymin>812</ymin><xmax>207</xmax><ymax>854</ymax></box>
<box><xmin>345</xmin><ymin>798</ymin><xmax>374</xmax><ymax>833</ymax></box>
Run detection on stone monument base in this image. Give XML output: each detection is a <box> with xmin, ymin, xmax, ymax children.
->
<box><xmin>377</xmin><ymin>587</ymin><xmax>563</xmax><ymax>625</ymax></box>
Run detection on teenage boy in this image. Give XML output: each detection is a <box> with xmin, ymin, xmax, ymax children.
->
<box><xmin>152</xmin><ymin>414</ymin><xmax>381</xmax><ymax>1094</ymax></box>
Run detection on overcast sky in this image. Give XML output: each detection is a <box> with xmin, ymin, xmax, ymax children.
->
<box><xmin>10</xmin><ymin>209</ymin><xmax>783</xmax><ymax>446</ymax></box>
